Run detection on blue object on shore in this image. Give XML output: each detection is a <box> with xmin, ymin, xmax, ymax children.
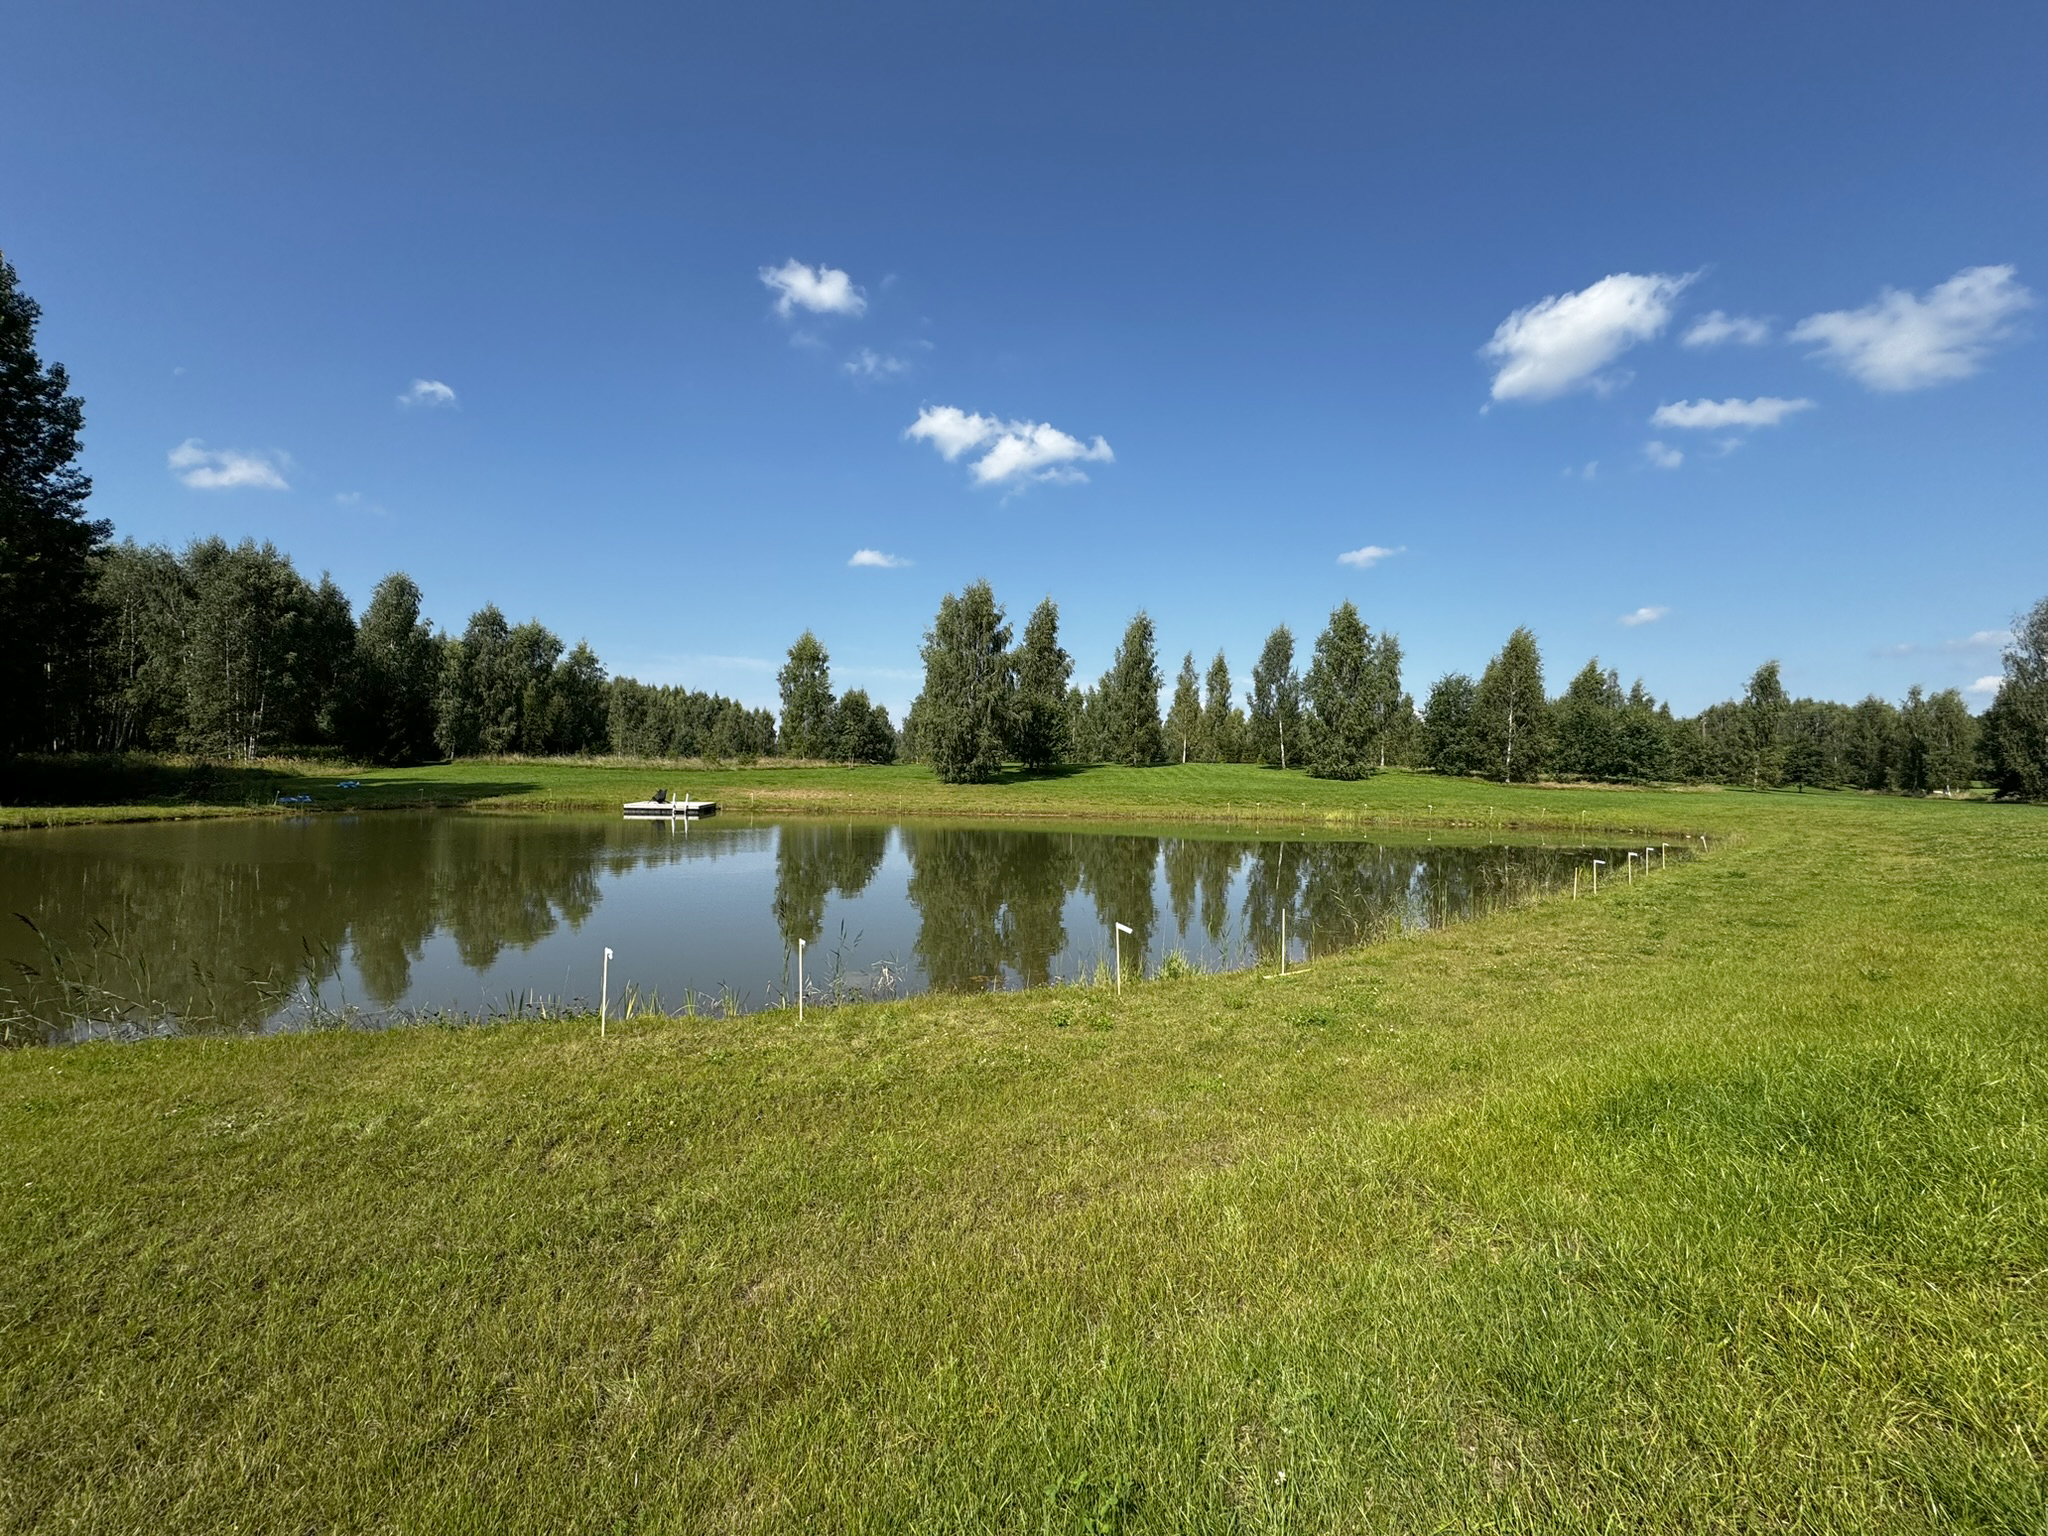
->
<box><xmin>276</xmin><ymin>793</ymin><xmax>314</xmax><ymax>805</ymax></box>
<box><xmin>337</xmin><ymin>780</ymin><xmax>362</xmax><ymax>789</ymax></box>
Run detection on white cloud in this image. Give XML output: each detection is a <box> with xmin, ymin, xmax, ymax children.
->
<box><xmin>1947</xmin><ymin>629</ymin><xmax>2014</xmax><ymax>654</ymax></box>
<box><xmin>1619</xmin><ymin>606</ymin><xmax>1669</xmax><ymax>627</ymax></box>
<box><xmin>167</xmin><ymin>439</ymin><xmax>290</xmax><ymax>491</ymax></box>
<box><xmin>1651</xmin><ymin>396</ymin><xmax>1815</xmax><ymax>430</ymax></box>
<box><xmin>398</xmin><ymin>378</ymin><xmax>457</xmax><ymax>408</ymax></box>
<box><xmin>848</xmin><ymin>548</ymin><xmax>911</xmax><ymax>568</ymax></box>
<box><xmin>1968</xmin><ymin>675</ymin><xmax>2003</xmax><ymax>696</ymax></box>
<box><xmin>1481</xmin><ymin>272</ymin><xmax>1694</xmax><ymax>401</ymax></box>
<box><xmin>844</xmin><ymin>348</ymin><xmax>908</xmax><ymax>380</ymax></box>
<box><xmin>1336</xmin><ymin>544</ymin><xmax>1404</xmax><ymax>569</ymax></box>
<box><xmin>1682</xmin><ymin>311</ymin><xmax>1772</xmax><ymax>348</ymax></box>
<box><xmin>1791</xmin><ymin>265</ymin><xmax>2035</xmax><ymax>391</ymax></box>
<box><xmin>759</xmin><ymin>259</ymin><xmax>866</xmax><ymax>318</ymax></box>
<box><xmin>1643</xmin><ymin>440</ymin><xmax>1684</xmax><ymax>470</ymax></box>
<box><xmin>905</xmin><ymin>405</ymin><xmax>1114</xmax><ymax>487</ymax></box>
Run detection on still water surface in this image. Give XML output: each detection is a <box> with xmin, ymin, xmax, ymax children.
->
<box><xmin>1</xmin><ymin>814</ymin><xmax>1662</xmax><ymax>1041</ymax></box>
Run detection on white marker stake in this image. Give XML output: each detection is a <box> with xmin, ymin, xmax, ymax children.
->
<box><xmin>1280</xmin><ymin>910</ymin><xmax>1287</xmax><ymax>975</ymax></box>
<box><xmin>798</xmin><ymin>938</ymin><xmax>805</xmax><ymax>1022</ymax></box>
<box><xmin>1592</xmin><ymin>858</ymin><xmax>1605</xmax><ymax>893</ymax></box>
<box><xmin>601</xmin><ymin>947</ymin><xmax>613</xmax><ymax>1038</ymax></box>
<box><xmin>1114</xmin><ymin>922</ymin><xmax>1133</xmax><ymax>994</ymax></box>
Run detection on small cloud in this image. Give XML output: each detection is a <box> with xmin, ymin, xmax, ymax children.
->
<box><xmin>759</xmin><ymin>258</ymin><xmax>866</xmax><ymax>318</ymax></box>
<box><xmin>1682</xmin><ymin>311</ymin><xmax>1772</xmax><ymax>348</ymax></box>
<box><xmin>167</xmin><ymin>439</ymin><xmax>290</xmax><ymax>491</ymax></box>
<box><xmin>848</xmin><ymin>548</ymin><xmax>911</xmax><ymax>569</ymax></box>
<box><xmin>1651</xmin><ymin>396</ymin><xmax>1815</xmax><ymax>430</ymax></box>
<box><xmin>334</xmin><ymin>491</ymin><xmax>363</xmax><ymax>506</ymax></box>
<box><xmin>1619</xmin><ymin>606</ymin><xmax>1669</xmax><ymax>627</ymax></box>
<box><xmin>172</xmin><ymin>365</ymin><xmax>188</xmax><ymax>377</ymax></box>
<box><xmin>844</xmin><ymin>348</ymin><xmax>909</xmax><ymax>380</ymax></box>
<box><xmin>1336</xmin><ymin>544</ymin><xmax>1403</xmax><ymax>569</ymax></box>
<box><xmin>1950</xmin><ymin>629</ymin><xmax>2014</xmax><ymax>653</ymax></box>
<box><xmin>1643</xmin><ymin>440</ymin><xmax>1684</xmax><ymax>470</ymax></box>
<box><xmin>1563</xmin><ymin>460</ymin><xmax>1599</xmax><ymax>480</ymax></box>
<box><xmin>1967</xmin><ymin>675</ymin><xmax>2003</xmax><ymax>696</ymax></box>
<box><xmin>398</xmin><ymin>378</ymin><xmax>458</xmax><ymax>408</ymax></box>
<box><xmin>1481</xmin><ymin>271</ymin><xmax>1694</xmax><ymax>402</ymax></box>
<box><xmin>905</xmin><ymin>405</ymin><xmax>1113</xmax><ymax>488</ymax></box>
<box><xmin>1791</xmin><ymin>264</ymin><xmax>2034</xmax><ymax>392</ymax></box>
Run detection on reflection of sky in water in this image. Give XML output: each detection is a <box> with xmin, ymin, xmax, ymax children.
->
<box><xmin>0</xmin><ymin>814</ymin><xmax>1671</xmax><ymax>1040</ymax></box>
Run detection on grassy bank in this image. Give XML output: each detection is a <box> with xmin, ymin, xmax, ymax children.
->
<box><xmin>3</xmin><ymin>782</ymin><xmax>2045</xmax><ymax>1531</ymax></box>
<box><xmin>11</xmin><ymin>753</ymin><xmax>1788</xmax><ymax>837</ymax></box>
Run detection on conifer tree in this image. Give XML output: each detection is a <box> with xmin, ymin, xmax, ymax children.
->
<box><xmin>1096</xmin><ymin>611</ymin><xmax>1164</xmax><ymax>765</ymax></box>
<box><xmin>0</xmin><ymin>253</ymin><xmax>110</xmax><ymax>750</ymax></box>
<box><xmin>1302</xmin><ymin>600</ymin><xmax>1378</xmax><ymax>779</ymax></box>
<box><xmin>1421</xmin><ymin>672</ymin><xmax>1482</xmax><ymax>776</ymax></box>
<box><xmin>1011</xmin><ymin>597</ymin><xmax>1073</xmax><ymax>771</ymax></box>
<box><xmin>1164</xmin><ymin>651</ymin><xmax>1202</xmax><ymax>764</ymax></box>
<box><xmin>1246</xmin><ymin>625</ymin><xmax>1300</xmax><ymax>769</ymax></box>
<box><xmin>1472</xmin><ymin>627</ymin><xmax>1548</xmax><ymax>783</ymax></box>
<box><xmin>1199</xmin><ymin>650</ymin><xmax>1240</xmax><ymax>762</ymax></box>
<box><xmin>917</xmin><ymin>580</ymin><xmax>1015</xmax><ymax>783</ymax></box>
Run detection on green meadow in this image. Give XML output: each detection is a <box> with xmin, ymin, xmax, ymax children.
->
<box><xmin>3</xmin><ymin>768</ymin><xmax>2045</xmax><ymax>1531</ymax></box>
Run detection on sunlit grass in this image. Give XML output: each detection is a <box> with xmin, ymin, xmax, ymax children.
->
<box><xmin>3</xmin><ymin>778</ymin><xmax>2045</xmax><ymax>1530</ymax></box>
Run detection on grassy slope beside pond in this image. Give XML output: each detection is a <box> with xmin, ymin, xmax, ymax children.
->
<box><xmin>6</xmin><ymin>755</ymin><xmax>1752</xmax><ymax>835</ymax></box>
<box><xmin>2</xmin><ymin>776</ymin><xmax>2045</xmax><ymax>1533</ymax></box>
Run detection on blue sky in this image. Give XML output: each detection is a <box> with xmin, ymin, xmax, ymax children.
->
<box><xmin>5</xmin><ymin>1</ymin><xmax>2044</xmax><ymax>720</ymax></box>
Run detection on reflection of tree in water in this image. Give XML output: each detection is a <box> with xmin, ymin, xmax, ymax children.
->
<box><xmin>1</xmin><ymin>816</ymin><xmax>682</xmax><ymax>1032</ymax></box>
<box><xmin>1162</xmin><ymin>837</ymin><xmax>1245</xmax><ymax>951</ymax></box>
<box><xmin>1076</xmin><ymin>834</ymin><xmax>1161</xmax><ymax>975</ymax></box>
<box><xmin>770</xmin><ymin>823</ymin><xmax>890</xmax><ymax>950</ymax></box>
<box><xmin>901</xmin><ymin>828</ymin><xmax>1082</xmax><ymax>989</ymax></box>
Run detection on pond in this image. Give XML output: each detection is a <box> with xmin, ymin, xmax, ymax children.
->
<box><xmin>0</xmin><ymin>814</ymin><xmax>1675</xmax><ymax>1043</ymax></box>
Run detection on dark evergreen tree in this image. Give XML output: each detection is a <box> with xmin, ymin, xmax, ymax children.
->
<box><xmin>1246</xmin><ymin>624</ymin><xmax>1300</xmax><ymax>769</ymax></box>
<box><xmin>777</xmin><ymin>630</ymin><xmax>835</xmax><ymax>758</ymax></box>
<box><xmin>1553</xmin><ymin>658</ymin><xmax>1623</xmax><ymax>781</ymax></box>
<box><xmin>916</xmin><ymin>580</ymin><xmax>1015</xmax><ymax>783</ymax></box>
<box><xmin>831</xmin><ymin>687</ymin><xmax>898</xmax><ymax>763</ymax></box>
<box><xmin>1472</xmin><ymin>627</ymin><xmax>1548</xmax><ymax>783</ymax></box>
<box><xmin>1011</xmin><ymin>597</ymin><xmax>1073</xmax><ymax>771</ymax></box>
<box><xmin>1367</xmin><ymin>631</ymin><xmax>1406</xmax><ymax>769</ymax></box>
<box><xmin>0</xmin><ymin>254</ymin><xmax>110</xmax><ymax>752</ymax></box>
<box><xmin>1164</xmin><ymin>651</ymin><xmax>1203</xmax><ymax>764</ymax></box>
<box><xmin>1096</xmin><ymin>611</ymin><xmax>1164</xmax><ymax>766</ymax></box>
<box><xmin>1420</xmin><ymin>672</ymin><xmax>1482</xmax><ymax>776</ymax></box>
<box><xmin>1302</xmin><ymin>600</ymin><xmax>1378</xmax><ymax>779</ymax></box>
<box><xmin>1198</xmin><ymin>650</ymin><xmax>1241</xmax><ymax>763</ymax></box>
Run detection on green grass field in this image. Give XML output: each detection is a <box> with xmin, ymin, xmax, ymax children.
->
<box><xmin>3</xmin><ymin>768</ymin><xmax>2044</xmax><ymax>1531</ymax></box>
<box><xmin>7</xmin><ymin>753</ymin><xmax>1753</xmax><ymax>837</ymax></box>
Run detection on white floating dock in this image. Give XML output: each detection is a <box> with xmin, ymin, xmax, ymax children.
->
<box><xmin>623</xmin><ymin>796</ymin><xmax>717</xmax><ymax>819</ymax></box>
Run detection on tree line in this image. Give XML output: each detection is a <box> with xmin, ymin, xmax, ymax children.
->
<box><xmin>5</xmin><ymin>253</ymin><xmax>2046</xmax><ymax>795</ymax></box>
<box><xmin>893</xmin><ymin>579</ymin><xmax>2048</xmax><ymax>797</ymax></box>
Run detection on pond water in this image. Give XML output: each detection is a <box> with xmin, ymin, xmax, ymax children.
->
<box><xmin>0</xmin><ymin>814</ymin><xmax>1672</xmax><ymax>1043</ymax></box>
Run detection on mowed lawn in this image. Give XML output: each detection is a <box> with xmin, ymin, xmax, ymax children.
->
<box><xmin>2</xmin><ymin>775</ymin><xmax>2045</xmax><ymax>1532</ymax></box>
